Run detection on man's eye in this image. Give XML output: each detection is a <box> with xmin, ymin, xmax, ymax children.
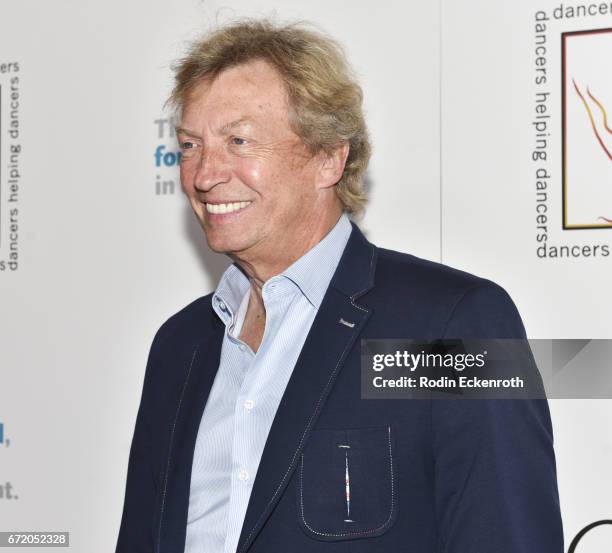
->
<box><xmin>231</xmin><ymin>137</ymin><xmax>247</xmax><ymax>145</ymax></box>
<box><xmin>180</xmin><ymin>141</ymin><xmax>198</xmax><ymax>150</ymax></box>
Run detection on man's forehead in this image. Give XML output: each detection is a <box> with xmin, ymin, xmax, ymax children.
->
<box><xmin>178</xmin><ymin>62</ymin><xmax>293</xmax><ymax>137</ymax></box>
<box><xmin>176</xmin><ymin>116</ymin><xmax>259</xmax><ymax>137</ymax></box>
<box><xmin>179</xmin><ymin>97</ymin><xmax>291</xmax><ymax>137</ymax></box>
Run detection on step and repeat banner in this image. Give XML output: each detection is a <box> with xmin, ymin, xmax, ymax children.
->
<box><xmin>441</xmin><ymin>1</ymin><xmax>612</xmax><ymax>550</ymax></box>
<box><xmin>0</xmin><ymin>0</ymin><xmax>609</xmax><ymax>551</ymax></box>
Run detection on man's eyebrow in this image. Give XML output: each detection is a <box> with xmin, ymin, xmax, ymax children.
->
<box><xmin>175</xmin><ymin>117</ymin><xmax>255</xmax><ymax>139</ymax></box>
<box><xmin>218</xmin><ymin>117</ymin><xmax>255</xmax><ymax>134</ymax></box>
<box><xmin>175</xmin><ymin>127</ymin><xmax>202</xmax><ymax>139</ymax></box>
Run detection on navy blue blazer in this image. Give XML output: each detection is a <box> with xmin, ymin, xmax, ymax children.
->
<box><xmin>116</xmin><ymin>222</ymin><xmax>563</xmax><ymax>553</ymax></box>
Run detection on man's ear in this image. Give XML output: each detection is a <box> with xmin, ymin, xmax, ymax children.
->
<box><xmin>315</xmin><ymin>142</ymin><xmax>350</xmax><ymax>189</ymax></box>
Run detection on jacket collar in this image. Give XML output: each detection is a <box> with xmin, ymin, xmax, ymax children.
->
<box><xmin>330</xmin><ymin>220</ymin><xmax>377</xmax><ymax>300</ymax></box>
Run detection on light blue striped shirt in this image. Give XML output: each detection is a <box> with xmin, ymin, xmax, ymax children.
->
<box><xmin>184</xmin><ymin>213</ymin><xmax>353</xmax><ymax>553</ymax></box>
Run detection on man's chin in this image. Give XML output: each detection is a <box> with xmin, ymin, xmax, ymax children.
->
<box><xmin>203</xmin><ymin>233</ymin><xmax>251</xmax><ymax>256</ymax></box>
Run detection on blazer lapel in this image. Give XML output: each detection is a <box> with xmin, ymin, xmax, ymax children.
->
<box><xmin>236</xmin><ymin>223</ymin><xmax>377</xmax><ymax>553</ymax></box>
<box><xmin>157</xmin><ymin>306</ymin><xmax>225</xmax><ymax>553</ymax></box>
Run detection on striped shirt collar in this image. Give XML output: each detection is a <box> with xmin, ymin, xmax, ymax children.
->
<box><xmin>212</xmin><ymin>213</ymin><xmax>352</xmax><ymax>321</ymax></box>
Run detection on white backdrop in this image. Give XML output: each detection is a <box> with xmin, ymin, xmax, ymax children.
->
<box><xmin>442</xmin><ymin>2</ymin><xmax>612</xmax><ymax>550</ymax></box>
<box><xmin>0</xmin><ymin>1</ymin><xmax>609</xmax><ymax>551</ymax></box>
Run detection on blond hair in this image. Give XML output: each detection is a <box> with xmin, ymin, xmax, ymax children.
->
<box><xmin>168</xmin><ymin>19</ymin><xmax>371</xmax><ymax>214</ymax></box>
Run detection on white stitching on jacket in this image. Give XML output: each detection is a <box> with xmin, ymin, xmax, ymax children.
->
<box><xmin>298</xmin><ymin>426</ymin><xmax>395</xmax><ymax>538</ymax></box>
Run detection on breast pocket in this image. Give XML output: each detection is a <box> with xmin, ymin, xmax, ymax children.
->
<box><xmin>297</xmin><ymin>425</ymin><xmax>397</xmax><ymax>541</ymax></box>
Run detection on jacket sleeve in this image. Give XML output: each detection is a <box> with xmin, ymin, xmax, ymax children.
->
<box><xmin>115</xmin><ymin>328</ymin><xmax>165</xmax><ymax>553</ymax></box>
<box><xmin>432</xmin><ymin>282</ymin><xmax>564</xmax><ymax>553</ymax></box>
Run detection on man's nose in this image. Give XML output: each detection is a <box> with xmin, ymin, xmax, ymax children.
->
<box><xmin>193</xmin><ymin>146</ymin><xmax>231</xmax><ymax>192</ymax></box>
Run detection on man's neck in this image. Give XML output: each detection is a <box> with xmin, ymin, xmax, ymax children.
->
<box><xmin>238</xmin><ymin>284</ymin><xmax>267</xmax><ymax>353</ymax></box>
<box><xmin>234</xmin><ymin>207</ymin><xmax>345</xmax><ymax>352</ymax></box>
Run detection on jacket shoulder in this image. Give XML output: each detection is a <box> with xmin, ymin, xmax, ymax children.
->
<box><xmin>152</xmin><ymin>293</ymin><xmax>216</xmax><ymax>349</ymax></box>
<box><xmin>369</xmin><ymin>246</ymin><xmax>524</xmax><ymax>338</ymax></box>
<box><xmin>374</xmin><ymin>246</ymin><xmax>494</xmax><ymax>297</ymax></box>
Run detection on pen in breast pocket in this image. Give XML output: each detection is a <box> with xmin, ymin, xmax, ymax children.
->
<box><xmin>338</xmin><ymin>444</ymin><xmax>354</xmax><ymax>522</ymax></box>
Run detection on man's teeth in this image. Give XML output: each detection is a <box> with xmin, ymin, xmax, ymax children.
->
<box><xmin>205</xmin><ymin>201</ymin><xmax>252</xmax><ymax>214</ymax></box>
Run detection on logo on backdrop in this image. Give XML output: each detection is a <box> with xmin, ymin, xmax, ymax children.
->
<box><xmin>153</xmin><ymin>115</ymin><xmax>181</xmax><ymax>197</ymax></box>
<box><xmin>532</xmin><ymin>9</ymin><xmax>610</xmax><ymax>259</ymax></box>
<box><xmin>0</xmin><ymin>60</ymin><xmax>21</xmax><ymax>272</ymax></box>
<box><xmin>562</xmin><ymin>28</ymin><xmax>612</xmax><ymax>229</ymax></box>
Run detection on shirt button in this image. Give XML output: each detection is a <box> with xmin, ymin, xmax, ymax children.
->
<box><xmin>238</xmin><ymin>469</ymin><xmax>249</xmax><ymax>481</ymax></box>
<box><xmin>218</xmin><ymin>300</ymin><xmax>227</xmax><ymax>311</ymax></box>
<box><xmin>239</xmin><ymin>344</ymin><xmax>246</xmax><ymax>352</ymax></box>
<box><xmin>243</xmin><ymin>399</ymin><xmax>255</xmax><ymax>410</ymax></box>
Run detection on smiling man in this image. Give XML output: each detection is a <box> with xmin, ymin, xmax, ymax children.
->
<box><xmin>116</xmin><ymin>19</ymin><xmax>563</xmax><ymax>553</ymax></box>
<box><xmin>176</xmin><ymin>57</ymin><xmax>349</xmax><ymax>354</ymax></box>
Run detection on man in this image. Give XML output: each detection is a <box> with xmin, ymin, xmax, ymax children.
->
<box><xmin>116</xmin><ymin>20</ymin><xmax>563</xmax><ymax>553</ymax></box>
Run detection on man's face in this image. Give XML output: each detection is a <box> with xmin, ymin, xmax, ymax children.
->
<box><xmin>178</xmin><ymin>59</ymin><xmax>324</xmax><ymax>260</ymax></box>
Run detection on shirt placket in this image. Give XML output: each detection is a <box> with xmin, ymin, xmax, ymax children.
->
<box><xmin>222</xmin><ymin>284</ymin><xmax>292</xmax><ymax>553</ymax></box>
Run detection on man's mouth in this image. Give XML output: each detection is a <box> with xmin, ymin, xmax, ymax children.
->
<box><xmin>205</xmin><ymin>201</ymin><xmax>252</xmax><ymax>214</ymax></box>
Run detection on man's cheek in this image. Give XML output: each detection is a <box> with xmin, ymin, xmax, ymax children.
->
<box><xmin>179</xmin><ymin>167</ymin><xmax>194</xmax><ymax>195</ymax></box>
<box><xmin>238</xmin><ymin>161</ymin><xmax>263</xmax><ymax>186</ymax></box>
